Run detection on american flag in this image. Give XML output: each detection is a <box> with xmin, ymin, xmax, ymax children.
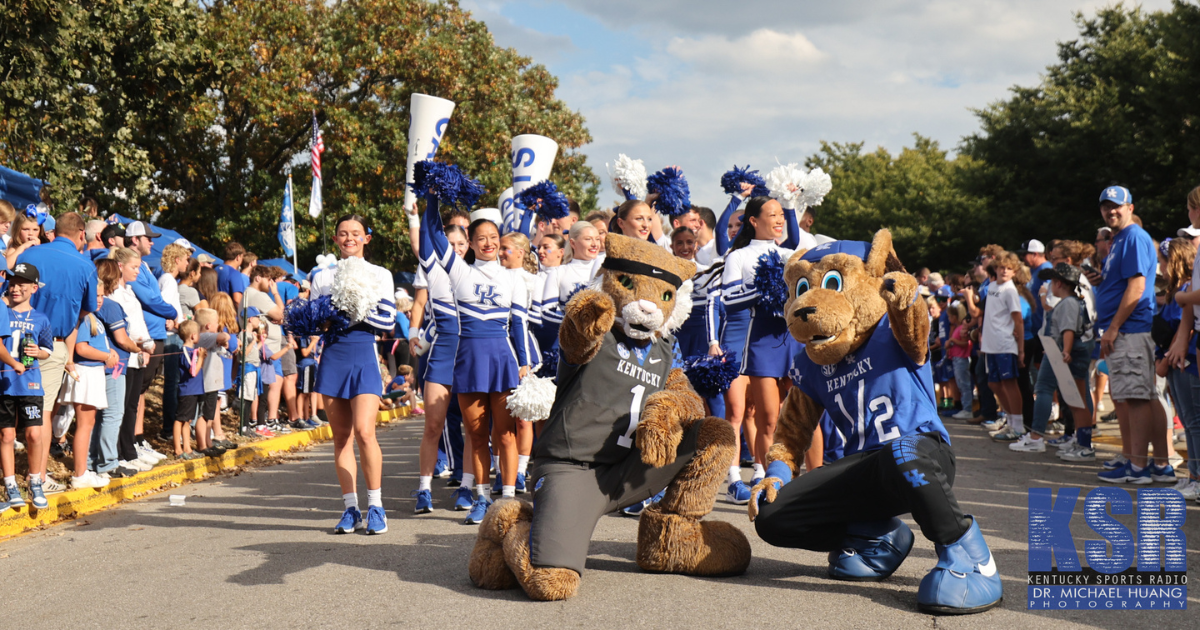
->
<box><xmin>308</xmin><ymin>111</ymin><xmax>325</xmax><ymax>218</ymax></box>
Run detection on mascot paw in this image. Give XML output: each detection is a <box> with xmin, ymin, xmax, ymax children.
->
<box><xmin>636</xmin><ymin>505</ymin><xmax>751</xmax><ymax>577</ymax></box>
<box><xmin>503</xmin><ymin>520</ymin><xmax>582</xmax><ymax>601</ymax></box>
<box><xmin>570</xmin><ymin>290</ymin><xmax>617</xmax><ymax>339</ymax></box>
<box><xmin>880</xmin><ymin>272</ymin><xmax>919</xmax><ymax>310</ymax></box>
<box><xmin>637</xmin><ymin>392</ymin><xmax>687</xmax><ymax>468</ymax></box>
<box><xmin>469</xmin><ymin>499</ymin><xmax>531</xmax><ymax>590</ymax></box>
<box><xmin>747</xmin><ymin>477</ymin><xmax>782</xmax><ymax>522</ymax></box>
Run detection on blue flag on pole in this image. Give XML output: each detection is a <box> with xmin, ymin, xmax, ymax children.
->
<box><xmin>279</xmin><ymin>175</ymin><xmax>296</xmax><ymax>258</ymax></box>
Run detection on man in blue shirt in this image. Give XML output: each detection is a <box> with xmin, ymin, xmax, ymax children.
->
<box><xmin>1081</xmin><ymin>186</ymin><xmax>1165</xmax><ymax>485</ymax></box>
<box><xmin>16</xmin><ymin>212</ymin><xmax>98</xmax><ymax>493</ymax></box>
<box><xmin>1022</xmin><ymin>239</ymin><xmax>1053</xmax><ymax>365</ymax></box>
<box><xmin>217</xmin><ymin>241</ymin><xmax>247</xmax><ymax>309</ymax></box>
<box><xmin>125</xmin><ymin>221</ymin><xmax>177</xmax><ymax>451</ymax></box>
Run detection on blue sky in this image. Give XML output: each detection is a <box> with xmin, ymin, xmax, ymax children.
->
<box><xmin>460</xmin><ymin>0</ymin><xmax>1174</xmax><ymax>211</ymax></box>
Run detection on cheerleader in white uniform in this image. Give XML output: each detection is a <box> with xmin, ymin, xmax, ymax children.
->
<box><xmin>531</xmin><ymin>233</ymin><xmax>565</xmax><ymax>354</ymax></box>
<box><xmin>610</xmin><ymin>199</ymin><xmax>671</xmax><ymax>249</ymax></box>
<box><xmin>718</xmin><ymin>197</ymin><xmax>800</xmax><ymax>503</ymax></box>
<box><xmin>538</xmin><ymin>222</ymin><xmax>602</xmax><ymax>355</ymax></box>
<box><xmin>498</xmin><ymin>230</ymin><xmax>542</xmax><ymax>490</ymax></box>
<box><xmin>312</xmin><ymin>214</ymin><xmax>396</xmax><ymax>535</ymax></box>
<box><xmin>422</xmin><ymin>201</ymin><xmax>533</xmax><ymax>524</ymax></box>
<box><xmin>406</xmin><ymin>211</ymin><xmax>468</xmax><ymax>514</ymax></box>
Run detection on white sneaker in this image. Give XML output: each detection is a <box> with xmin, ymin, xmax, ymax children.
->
<box><xmin>137</xmin><ymin>442</ymin><xmax>167</xmax><ymax>462</ymax></box>
<box><xmin>1049</xmin><ymin>403</ymin><xmax>1059</xmax><ymax>422</ymax></box>
<box><xmin>1172</xmin><ymin>478</ymin><xmax>1191</xmax><ymax>491</ymax></box>
<box><xmin>1168</xmin><ymin>454</ymin><xmax>1184</xmax><ymax>469</ymax></box>
<box><xmin>121</xmin><ymin>458</ymin><xmax>151</xmax><ymax>472</ymax></box>
<box><xmin>14</xmin><ymin>440</ymin><xmax>25</xmax><ymax>453</ymax></box>
<box><xmin>41</xmin><ymin>475</ymin><xmax>66</xmax><ymax>494</ymax></box>
<box><xmin>1009</xmin><ymin>434</ymin><xmax>1046</xmax><ymax>452</ymax></box>
<box><xmin>1059</xmin><ymin>445</ymin><xmax>1096</xmax><ymax>462</ymax></box>
<box><xmin>951</xmin><ymin>409</ymin><xmax>974</xmax><ymax>420</ymax></box>
<box><xmin>71</xmin><ymin>471</ymin><xmax>110</xmax><ymax>489</ymax></box>
<box><xmin>1054</xmin><ymin>435</ymin><xmax>1078</xmax><ymax>450</ymax></box>
<box><xmin>1181</xmin><ymin>481</ymin><xmax>1200</xmax><ymax>501</ymax></box>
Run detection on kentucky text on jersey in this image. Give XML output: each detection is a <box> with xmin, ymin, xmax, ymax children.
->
<box><xmin>615</xmin><ymin>358</ymin><xmax>663</xmax><ymax>388</ymax></box>
<box><xmin>821</xmin><ymin>356</ymin><xmax>876</xmax><ymax>393</ymax></box>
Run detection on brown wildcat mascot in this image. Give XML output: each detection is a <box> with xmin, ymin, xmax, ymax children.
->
<box><xmin>747</xmin><ymin>230</ymin><xmax>1002</xmax><ymax>615</ymax></box>
<box><xmin>468</xmin><ymin>233</ymin><xmax>751</xmax><ymax>600</ymax></box>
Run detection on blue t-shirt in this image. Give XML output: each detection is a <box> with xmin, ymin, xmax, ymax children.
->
<box><xmin>16</xmin><ymin>238</ymin><xmax>98</xmax><ymax>339</ymax></box>
<box><xmin>296</xmin><ymin>336</ymin><xmax>318</xmax><ymax>368</ymax></box>
<box><xmin>94</xmin><ymin>299</ymin><xmax>129</xmax><ymax>369</ymax></box>
<box><xmin>277</xmin><ymin>281</ymin><xmax>299</xmax><ymax>304</ymax></box>
<box><xmin>0</xmin><ymin>302</ymin><xmax>12</xmax><ymax>339</ymax></box>
<box><xmin>1094</xmin><ymin>224</ymin><xmax>1156</xmax><ymax>333</ymax></box>
<box><xmin>74</xmin><ymin>315</ymin><xmax>112</xmax><ymax>368</ymax></box>
<box><xmin>789</xmin><ymin>313</ymin><xmax>951</xmax><ymax>460</ymax></box>
<box><xmin>3</xmin><ymin>308</ymin><xmax>53</xmax><ymax>396</ymax></box>
<box><xmin>216</xmin><ymin>263</ymin><xmax>246</xmax><ymax>297</ymax></box>
<box><xmin>179</xmin><ymin>346</ymin><xmax>205</xmax><ymax>396</ymax></box>
<box><xmin>394</xmin><ymin>312</ymin><xmax>410</xmax><ymax>339</ymax></box>
<box><xmin>1020</xmin><ymin>296</ymin><xmax>1033</xmax><ymax>341</ymax></box>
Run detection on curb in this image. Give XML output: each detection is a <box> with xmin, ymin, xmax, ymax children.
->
<box><xmin>0</xmin><ymin>406</ymin><xmax>412</xmax><ymax>541</ymax></box>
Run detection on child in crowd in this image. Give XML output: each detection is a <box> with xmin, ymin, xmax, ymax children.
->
<box><xmin>1</xmin><ymin>263</ymin><xmax>54</xmax><ymax>508</ymax></box>
<box><xmin>209</xmin><ymin>292</ymin><xmax>240</xmax><ymax>448</ymax></box>
<box><xmin>194</xmin><ymin>308</ymin><xmax>232</xmax><ymax>456</ymax></box>
<box><xmin>945</xmin><ymin>302</ymin><xmax>975</xmax><ymax>420</ymax></box>
<box><xmin>174</xmin><ymin>320</ymin><xmax>204</xmax><ymax>460</ymax></box>
<box><xmin>383</xmin><ymin>365</ymin><xmax>416</xmax><ymax>410</ymax></box>
<box><xmin>0</xmin><ymin>200</ymin><xmax>15</xmax><ymax>251</ymax></box>
<box><xmin>58</xmin><ymin>286</ymin><xmax>116</xmax><ymax>489</ymax></box>
<box><xmin>240</xmin><ymin>308</ymin><xmax>268</xmax><ymax>436</ymax></box>
<box><xmin>296</xmin><ymin>335</ymin><xmax>320</xmax><ymax>425</ymax></box>
<box><xmin>980</xmin><ymin>253</ymin><xmax>1026</xmax><ymax>439</ymax></box>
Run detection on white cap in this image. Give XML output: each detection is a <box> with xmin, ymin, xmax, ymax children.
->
<box><xmin>173</xmin><ymin>237</ymin><xmax>195</xmax><ymax>252</ymax></box>
<box><xmin>1022</xmin><ymin>238</ymin><xmax>1045</xmax><ymax>254</ymax></box>
<box><xmin>1178</xmin><ymin>226</ymin><xmax>1200</xmax><ymax>238</ymax></box>
<box><xmin>470</xmin><ymin>207</ymin><xmax>503</xmax><ymax>226</ymax></box>
<box><xmin>124</xmin><ymin>221</ymin><xmax>161</xmax><ymax>239</ymax></box>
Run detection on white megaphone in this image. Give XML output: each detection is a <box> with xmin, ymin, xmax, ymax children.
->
<box><xmin>511</xmin><ymin>134</ymin><xmax>558</xmax><ymax>196</ymax></box>
<box><xmin>404</xmin><ymin>94</ymin><xmax>456</xmax><ymax>211</ymax></box>
<box><xmin>471</xmin><ymin>207</ymin><xmax>503</xmax><ymax>226</ymax></box>
<box><xmin>498</xmin><ymin>187</ymin><xmax>516</xmax><ymax>231</ymax></box>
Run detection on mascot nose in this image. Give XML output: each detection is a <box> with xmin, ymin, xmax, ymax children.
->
<box><xmin>795</xmin><ymin>306</ymin><xmax>817</xmax><ymax>322</ymax></box>
<box><xmin>636</xmin><ymin>299</ymin><xmax>657</xmax><ymax>314</ymax></box>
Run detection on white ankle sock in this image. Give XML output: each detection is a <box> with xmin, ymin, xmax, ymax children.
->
<box><xmin>502</xmin><ymin>485</ymin><xmax>516</xmax><ymax>498</ymax></box>
<box><xmin>1009</xmin><ymin>414</ymin><xmax>1025</xmax><ymax>433</ymax></box>
<box><xmin>517</xmin><ymin>455</ymin><xmax>530</xmax><ymax>475</ymax></box>
<box><xmin>4</xmin><ymin>475</ymin><xmax>14</xmax><ymax>486</ymax></box>
<box><xmin>752</xmin><ymin>463</ymin><xmax>765</xmax><ymax>478</ymax></box>
<box><xmin>366</xmin><ymin>488</ymin><xmax>382</xmax><ymax>508</ymax></box>
<box><xmin>462</xmin><ymin>473</ymin><xmax>476</xmax><ymax>490</ymax></box>
<box><xmin>728</xmin><ymin>466</ymin><xmax>741</xmax><ymax>485</ymax></box>
<box><xmin>476</xmin><ymin>484</ymin><xmax>489</xmax><ymax>499</ymax></box>
<box><xmin>418</xmin><ymin>475</ymin><xmax>432</xmax><ymax>491</ymax></box>
<box><xmin>342</xmin><ymin>492</ymin><xmax>358</xmax><ymax>510</ymax></box>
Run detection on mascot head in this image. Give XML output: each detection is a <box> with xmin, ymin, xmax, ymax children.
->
<box><xmin>784</xmin><ymin>229</ymin><xmax>906</xmax><ymax>365</ymax></box>
<box><xmin>594</xmin><ymin>233</ymin><xmax>696</xmax><ymax>341</ymax></box>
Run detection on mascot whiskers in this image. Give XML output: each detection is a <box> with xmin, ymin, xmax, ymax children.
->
<box><xmin>468</xmin><ymin>233</ymin><xmax>751</xmax><ymax>600</ymax></box>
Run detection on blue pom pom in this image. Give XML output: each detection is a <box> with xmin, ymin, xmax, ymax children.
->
<box><xmin>682</xmin><ymin>350</ymin><xmax>741</xmax><ymax>398</ymax></box>
<box><xmin>646</xmin><ymin>166</ymin><xmax>691</xmax><ymax>217</ymax></box>
<box><xmin>283</xmin><ymin>295</ymin><xmax>350</xmax><ymax>339</ymax></box>
<box><xmin>535</xmin><ymin>349</ymin><xmax>560</xmax><ymax>379</ymax></box>
<box><xmin>754</xmin><ymin>250</ymin><xmax>789</xmax><ymax>318</ymax></box>
<box><xmin>516</xmin><ymin>180</ymin><xmax>569</xmax><ymax>221</ymax></box>
<box><xmin>720</xmin><ymin>165</ymin><xmax>769</xmax><ymax>197</ymax></box>
<box><xmin>410</xmin><ymin>160</ymin><xmax>485</xmax><ymax>209</ymax></box>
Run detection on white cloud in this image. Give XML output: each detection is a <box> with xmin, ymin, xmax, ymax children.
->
<box><xmin>666</xmin><ymin>29</ymin><xmax>826</xmax><ymax>74</ymax></box>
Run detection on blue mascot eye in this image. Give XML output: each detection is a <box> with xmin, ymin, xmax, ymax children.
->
<box><xmin>822</xmin><ymin>271</ymin><xmax>843</xmax><ymax>292</ymax></box>
<box><xmin>796</xmin><ymin>278</ymin><xmax>809</xmax><ymax>297</ymax></box>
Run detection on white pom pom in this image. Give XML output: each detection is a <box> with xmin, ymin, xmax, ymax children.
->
<box><xmin>607</xmin><ymin>153</ymin><xmax>648</xmax><ymax>200</ymax></box>
<box><xmin>506</xmin><ymin>375</ymin><xmax>558</xmax><ymax>422</ymax></box>
<box><xmin>800</xmin><ymin>167</ymin><xmax>832</xmax><ymax>209</ymax></box>
<box><xmin>331</xmin><ymin>257</ymin><xmax>385</xmax><ymax>323</ymax></box>
<box><xmin>764</xmin><ymin>162</ymin><xmax>806</xmax><ymax>209</ymax></box>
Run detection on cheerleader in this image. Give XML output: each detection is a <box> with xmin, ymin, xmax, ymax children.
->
<box><xmin>538</xmin><ymin>222</ymin><xmax>603</xmax><ymax>353</ymax></box>
<box><xmin>532</xmin><ymin>233</ymin><xmax>565</xmax><ymax>353</ymax></box>
<box><xmin>498</xmin><ymin>231</ymin><xmax>541</xmax><ymax>491</ymax></box>
<box><xmin>609</xmin><ymin>199</ymin><xmax>670</xmax><ymax>248</ymax></box>
<box><xmin>407</xmin><ymin>213</ymin><xmax>467</xmax><ymax>514</ymax></box>
<box><xmin>718</xmin><ymin>197</ymin><xmax>799</xmax><ymax>504</ymax></box>
<box><xmin>312</xmin><ymin>214</ymin><xmax>396</xmax><ymax>535</ymax></box>
<box><xmin>421</xmin><ymin>200</ymin><xmax>533</xmax><ymax>525</ymax></box>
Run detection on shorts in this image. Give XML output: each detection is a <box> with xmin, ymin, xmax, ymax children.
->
<box><xmin>177</xmin><ymin>392</ymin><xmax>219</xmax><ymax>425</ymax></box>
<box><xmin>0</xmin><ymin>395</ymin><xmax>45</xmax><ymax>431</ymax></box>
<box><xmin>281</xmin><ymin>349</ymin><xmax>297</xmax><ymax>376</ymax></box>
<box><xmin>57</xmin><ymin>365</ymin><xmax>109</xmax><ymax>409</ymax></box>
<box><xmin>298</xmin><ymin>364</ymin><xmax>316</xmax><ymax>394</ymax></box>
<box><xmin>140</xmin><ymin>340</ymin><xmax>165</xmax><ymax>394</ymax></box>
<box><xmin>985</xmin><ymin>353</ymin><xmax>1019</xmax><ymax>382</ymax></box>
<box><xmin>1107</xmin><ymin>332</ymin><xmax>1156</xmax><ymax>401</ymax></box>
<box><xmin>241</xmin><ymin>370</ymin><xmax>259</xmax><ymax>401</ymax></box>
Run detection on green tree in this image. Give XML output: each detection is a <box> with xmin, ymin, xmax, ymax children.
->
<box><xmin>156</xmin><ymin>0</ymin><xmax>598</xmax><ymax>272</ymax></box>
<box><xmin>805</xmin><ymin>135</ymin><xmax>989</xmax><ymax>272</ymax></box>
<box><xmin>962</xmin><ymin>1</ymin><xmax>1200</xmax><ymax>242</ymax></box>
<box><xmin>0</xmin><ymin>0</ymin><xmax>216</xmax><ymax>213</ymax></box>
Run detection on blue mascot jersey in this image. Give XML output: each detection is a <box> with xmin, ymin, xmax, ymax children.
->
<box><xmin>790</xmin><ymin>312</ymin><xmax>950</xmax><ymax>459</ymax></box>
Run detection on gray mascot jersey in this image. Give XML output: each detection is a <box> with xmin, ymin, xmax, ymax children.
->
<box><xmin>535</xmin><ymin>329</ymin><xmax>675</xmax><ymax>465</ymax></box>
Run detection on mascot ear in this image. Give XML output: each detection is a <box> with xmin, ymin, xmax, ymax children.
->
<box><xmin>784</xmin><ymin>249</ymin><xmax>811</xmax><ymax>288</ymax></box>
<box><xmin>669</xmin><ymin>257</ymin><xmax>697</xmax><ymax>284</ymax></box>
<box><xmin>865</xmin><ymin>229</ymin><xmax>907</xmax><ymax>278</ymax></box>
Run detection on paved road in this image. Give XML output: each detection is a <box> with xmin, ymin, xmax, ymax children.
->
<box><xmin>3</xmin><ymin>417</ymin><xmax>1196</xmax><ymax>629</ymax></box>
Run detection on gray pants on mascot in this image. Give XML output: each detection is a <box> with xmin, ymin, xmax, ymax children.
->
<box><xmin>468</xmin><ymin>233</ymin><xmax>751</xmax><ymax>600</ymax></box>
<box><xmin>748</xmin><ymin>230</ymin><xmax>1003</xmax><ymax>615</ymax></box>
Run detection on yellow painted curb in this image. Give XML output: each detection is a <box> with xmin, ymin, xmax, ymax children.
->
<box><xmin>0</xmin><ymin>410</ymin><xmax>407</xmax><ymax>541</ymax></box>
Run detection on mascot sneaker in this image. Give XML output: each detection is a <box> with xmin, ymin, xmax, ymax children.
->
<box><xmin>828</xmin><ymin>518</ymin><xmax>915</xmax><ymax>581</ymax></box>
<box><xmin>917</xmin><ymin>516</ymin><xmax>1002</xmax><ymax>614</ymax></box>
<box><xmin>453</xmin><ymin>487</ymin><xmax>474</xmax><ymax>511</ymax></box>
<box><xmin>334</xmin><ymin>507</ymin><xmax>363</xmax><ymax>534</ymax></box>
<box><xmin>413</xmin><ymin>489</ymin><xmax>433</xmax><ymax>514</ymax></box>
<box><xmin>725</xmin><ymin>480</ymin><xmax>751</xmax><ymax>505</ymax></box>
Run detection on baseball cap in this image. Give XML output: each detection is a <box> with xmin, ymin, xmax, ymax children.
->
<box><xmin>243</xmin><ymin>306</ymin><xmax>261</xmax><ymax>321</ymax></box>
<box><xmin>1099</xmin><ymin>186</ymin><xmax>1132</xmax><ymax>206</ymax></box>
<box><xmin>1178</xmin><ymin>226</ymin><xmax>1200</xmax><ymax>238</ymax></box>
<box><xmin>100</xmin><ymin>223</ymin><xmax>125</xmax><ymax>245</ymax></box>
<box><xmin>936</xmin><ymin>285</ymin><xmax>954</xmax><ymax>298</ymax></box>
<box><xmin>125</xmin><ymin>221</ymin><xmax>161</xmax><ymax>239</ymax></box>
<box><xmin>927</xmin><ymin>272</ymin><xmax>944</xmax><ymax>288</ymax></box>
<box><xmin>43</xmin><ymin>215</ymin><xmax>56</xmax><ymax>232</ymax></box>
<box><xmin>9</xmin><ymin>262</ymin><xmax>42</xmax><ymax>286</ymax></box>
<box><xmin>173</xmin><ymin>237</ymin><xmax>196</xmax><ymax>252</ymax></box>
<box><xmin>196</xmin><ymin>253</ymin><xmax>216</xmax><ymax>264</ymax></box>
<box><xmin>1019</xmin><ymin>239</ymin><xmax>1045</xmax><ymax>254</ymax></box>
<box><xmin>1038</xmin><ymin>262</ymin><xmax>1082</xmax><ymax>287</ymax></box>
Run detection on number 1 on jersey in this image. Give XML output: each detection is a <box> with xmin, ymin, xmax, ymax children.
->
<box><xmin>617</xmin><ymin>384</ymin><xmax>646</xmax><ymax>448</ymax></box>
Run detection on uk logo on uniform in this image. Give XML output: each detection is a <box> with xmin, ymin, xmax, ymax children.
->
<box><xmin>473</xmin><ymin>284</ymin><xmax>499</xmax><ymax>306</ymax></box>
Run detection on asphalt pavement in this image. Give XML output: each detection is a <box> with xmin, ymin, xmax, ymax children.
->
<box><xmin>2</xmin><ymin>416</ymin><xmax>1196</xmax><ymax>629</ymax></box>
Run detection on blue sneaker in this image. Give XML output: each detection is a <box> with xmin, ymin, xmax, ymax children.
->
<box><xmin>4</xmin><ymin>483</ymin><xmax>24</xmax><ymax>508</ymax></box>
<box><xmin>620</xmin><ymin>498</ymin><xmax>650</xmax><ymax>516</ymax></box>
<box><xmin>725</xmin><ymin>480</ymin><xmax>751</xmax><ymax>505</ymax></box>
<box><xmin>29</xmin><ymin>479</ymin><xmax>48</xmax><ymax>510</ymax></box>
<box><xmin>1151</xmin><ymin>464</ymin><xmax>1177</xmax><ymax>483</ymax></box>
<box><xmin>305</xmin><ymin>417</ymin><xmax>322</xmax><ymax>429</ymax></box>
<box><xmin>491</xmin><ymin>475</ymin><xmax>502</xmax><ymax>496</ymax></box>
<box><xmin>412</xmin><ymin>489</ymin><xmax>433</xmax><ymax>514</ymax></box>
<box><xmin>515</xmin><ymin>471</ymin><xmax>527</xmax><ymax>494</ymax></box>
<box><xmin>433</xmin><ymin>455</ymin><xmax>449</xmax><ymax>478</ymax></box>
<box><xmin>828</xmin><ymin>519</ymin><xmax>915</xmax><ymax>581</ymax></box>
<box><xmin>365</xmin><ymin>505</ymin><xmax>388</xmax><ymax>534</ymax></box>
<box><xmin>750</xmin><ymin>476</ymin><xmax>764</xmax><ymax>488</ymax></box>
<box><xmin>452</xmin><ymin>487</ymin><xmax>474</xmax><ymax>511</ymax></box>
<box><xmin>1098</xmin><ymin>462</ymin><xmax>1153</xmax><ymax>485</ymax></box>
<box><xmin>649</xmin><ymin>489</ymin><xmax>665</xmax><ymax>504</ymax></box>
<box><xmin>918</xmin><ymin>516</ymin><xmax>1003</xmax><ymax>614</ymax></box>
<box><xmin>1101</xmin><ymin>454</ymin><xmax>1128</xmax><ymax>470</ymax></box>
<box><xmin>0</xmin><ymin>498</ymin><xmax>10</xmax><ymax>515</ymax></box>
<box><xmin>334</xmin><ymin>506</ymin><xmax>363</xmax><ymax>534</ymax></box>
<box><xmin>465</xmin><ymin>495</ymin><xmax>492</xmax><ymax>525</ymax></box>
